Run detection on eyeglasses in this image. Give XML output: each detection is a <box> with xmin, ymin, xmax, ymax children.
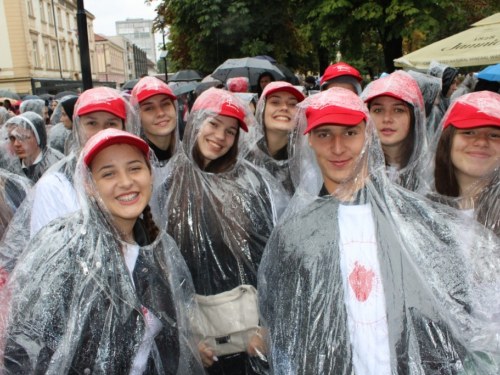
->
<box><xmin>9</xmin><ymin>134</ymin><xmax>32</xmax><ymax>142</ymax></box>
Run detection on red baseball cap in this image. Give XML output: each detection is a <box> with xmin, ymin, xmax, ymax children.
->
<box><xmin>304</xmin><ymin>105</ymin><xmax>367</xmax><ymax>135</ymax></box>
<box><xmin>219</xmin><ymin>101</ymin><xmax>248</xmax><ymax>132</ymax></box>
<box><xmin>364</xmin><ymin>91</ymin><xmax>406</xmax><ymax>104</ymax></box>
<box><xmin>320</xmin><ymin>63</ymin><xmax>363</xmax><ymax>87</ymax></box>
<box><xmin>83</xmin><ymin>128</ymin><xmax>150</xmax><ymax>166</ymax></box>
<box><xmin>227</xmin><ymin>77</ymin><xmax>249</xmax><ymax>93</ymax></box>
<box><xmin>132</xmin><ymin>76</ymin><xmax>177</xmax><ymax>104</ymax></box>
<box><xmin>77</xmin><ymin>96</ymin><xmax>127</xmax><ymax>120</ymax></box>
<box><xmin>444</xmin><ymin>101</ymin><xmax>500</xmax><ymax>130</ymax></box>
<box><xmin>263</xmin><ymin>82</ymin><xmax>305</xmax><ymax>102</ymax></box>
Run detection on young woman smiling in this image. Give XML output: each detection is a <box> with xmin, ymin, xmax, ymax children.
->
<box><xmin>433</xmin><ymin>91</ymin><xmax>500</xmax><ymax>236</ymax></box>
<box><xmin>154</xmin><ymin>88</ymin><xmax>286</xmax><ymax>374</ymax></box>
<box><xmin>132</xmin><ymin>77</ymin><xmax>179</xmax><ymax>167</ymax></box>
<box><xmin>247</xmin><ymin>82</ymin><xmax>305</xmax><ymax>195</ymax></box>
<box><xmin>362</xmin><ymin>71</ymin><xmax>428</xmax><ymax>191</ymax></box>
<box><xmin>2</xmin><ymin>128</ymin><xmax>204</xmax><ymax>374</ymax></box>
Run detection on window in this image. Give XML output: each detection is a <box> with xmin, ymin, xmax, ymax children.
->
<box><xmin>66</xmin><ymin>12</ymin><xmax>70</xmax><ymax>29</ymax></box>
<box><xmin>69</xmin><ymin>47</ymin><xmax>74</xmax><ymax>71</ymax></box>
<box><xmin>27</xmin><ymin>0</ymin><xmax>34</xmax><ymax>17</ymax></box>
<box><xmin>33</xmin><ymin>41</ymin><xmax>39</xmax><ymax>67</ymax></box>
<box><xmin>61</xmin><ymin>45</ymin><xmax>66</xmax><ymax>70</ymax></box>
<box><xmin>57</xmin><ymin>8</ymin><xmax>62</xmax><ymax>27</ymax></box>
<box><xmin>52</xmin><ymin>45</ymin><xmax>58</xmax><ymax>69</ymax></box>
<box><xmin>47</xmin><ymin>2</ymin><xmax>53</xmax><ymax>24</ymax></box>
<box><xmin>44</xmin><ymin>43</ymin><xmax>50</xmax><ymax>68</ymax></box>
<box><xmin>39</xmin><ymin>0</ymin><xmax>45</xmax><ymax>22</ymax></box>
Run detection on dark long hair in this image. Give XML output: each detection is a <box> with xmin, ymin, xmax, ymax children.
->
<box><xmin>192</xmin><ymin>127</ymin><xmax>240</xmax><ymax>173</ymax></box>
<box><xmin>257</xmin><ymin>72</ymin><xmax>275</xmax><ymax>98</ymax></box>
<box><xmin>434</xmin><ymin>126</ymin><xmax>460</xmax><ymax>197</ymax></box>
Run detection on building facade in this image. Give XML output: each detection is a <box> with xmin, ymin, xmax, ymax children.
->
<box><xmin>94</xmin><ymin>34</ymin><xmax>126</xmax><ymax>86</ymax></box>
<box><xmin>0</xmin><ymin>0</ymin><xmax>98</xmax><ymax>94</ymax></box>
<box><xmin>107</xmin><ymin>35</ymin><xmax>135</xmax><ymax>82</ymax></box>
<box><xmin>116</xmin><ymin>18</ymin><xmax>156</xmax><ymax>63</ymax></box>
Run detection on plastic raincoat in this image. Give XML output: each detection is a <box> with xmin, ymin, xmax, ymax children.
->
<box><xmin>153</xmin><ymin>88</ymin><xmax>287</xmax><ymax>373</ymax></box>
<box><xmin>3</xmin><ymin>112</ymin><xmax>64</xmax><ymax>182</ymax></box>
<box><xmin>259</xmin><ymin>87</ymin><xmax>500</xmax><ymax>375</ymax></box>
<box><xmin>19</xmin><ymin>98</ymin><xmax>46</xmax><ymax>117</ymax></box>
<box><xmin>0</xmin><ymin>129</ymin><xmax>204</xmax><ymax>374</ymax></box>
<box><xmin>0</xmin><ymin>88</ymin><xmax>139</xmax><ymax>274</ymax></box>
<box><xmin>246</xmin><ymin>82</ymin><xmax>305</xmax><ymax>196</ymax></box>
<box><xmin>0</xmin><ymin>108</ymin><xmax>15</xmax><ymax>170</ymax></box>
<box><xmin>48</xmin><ymin>96</ymin><xmax>77</xmax><ymax>154</ymax></box>
<box><xmin>0</xmin><ymin>169</ymin><xmax>31</xmax><ymax>239</ymax></box>
<box><xmin>428</xmin><ymin>91</ymin><xmax>500</xmax><ymax>237</ymax></box>
<box><xmin>361</xmin><ymin>71</ymin><xmax>428</xmax><ymax>192</ymax></box>
<box><xmin>428</xmin><ymin>61</ymin><xmax>459</xmax><ymax>120</ymax></box>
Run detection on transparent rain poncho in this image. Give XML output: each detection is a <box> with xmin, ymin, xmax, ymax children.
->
<box><xmin>450</xmin><ymin>74</ymin><xmax>477</xmax><ymax>102</ymax></box>
<box><xmin>0</xmin><ymin>169</ymin><xmax>32</xmax><ymax>239</ymax></box>
<box><xmin>246</xmin><ymin>81</ymin><xmax>304</xmax><ymax>195</ymax></box>
<box><xmin>19</xmin><ymin>99</ymin><xmax>46</xmax><ymax>117</ymax></box>
<box><xmin>48</xmin><ymin>96</ymin><xmax>78</xmax><ymax>154</ymax></box>
<box><xmin>0</xmin><ymin>109</ymin><xmax>15</xmax><ymax>170</ymax></box>
<box><xmin>0</xmin><ymin>131</ymin><xmax>204</xmax><ymax>374</ymax></box>
<box><xmin>0</xmin><ymin>88</ymin><xmax>139</xmax><ymax>274</ymax></box>
<box><xmin>258</xmin><ymin>87</ymin><xmax>500</xmax><ymax>374</ymax></box>
<box><xmin>3</xmin><ymin>112</ymin><xmax>64</xmax><ymax>182</ymax></box>
<box><xmin>361</xmin><ymin>71</ymin><xmax>428</xmax><ymax>192</ymax></box>
<box><xmin>428</xmin><ymin>60</ymin><xmax>459</xmax><ymax>120</ymax></box>
<box><xmin>131</xmin><ymin>77</ymin><xmax>181</xmax><ymax>168</ymax></box>
<box><xmin>427</xmin><ymin>91</ymin><xmax>500</xmax><ymax>237</ymax></box>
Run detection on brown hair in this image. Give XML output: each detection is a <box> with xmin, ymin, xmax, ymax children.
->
<box><xmin>142</xmin><ymin>204</ymin><xmax>160</xmax><ymax>243</ymax></box>
<box><xmin>192</xmin><ymin>127</ymin><xmax>240</xmax><ymax>173</ymax></box>
<box><xmin>434</xmin><ymin>126</ymin><xmax>460</xmax><ymax>197</ymax></box>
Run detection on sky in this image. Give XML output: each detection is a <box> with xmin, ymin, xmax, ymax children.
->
<box><xmin>84</xmin><ymin>0</ymin><xmax>165</xmax><ymax>60</ymax></box>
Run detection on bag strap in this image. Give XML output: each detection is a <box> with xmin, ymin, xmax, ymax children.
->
<box><xmin>236</xmin><ymin>255</ymin><xmax>246</xmax><ymax>285</ymax></box>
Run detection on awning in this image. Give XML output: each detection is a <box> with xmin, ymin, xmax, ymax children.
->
<box><xmin>394</xmin><ymin>13</ymin><xmax>500</xmax><ymax>69</ymax></box>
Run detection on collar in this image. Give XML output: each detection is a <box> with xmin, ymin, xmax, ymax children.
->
<box><xmin>132</xmin><ymin>219</ymin><xmax>149</xmax><ymax>247</ymax></box>
<box><xmin>147</xmin><ymin>138</ymin><xmax>172</xmax><ymax>162</ymax></box>
<box><xmin>318</xmin><ymin>183</ymin><xmax>368</xmax><ymax>205</ymax></box>
<box><xmin>21</xmin><ymin>150</ymin><xmax>43</xmax><ymax>170</ymax></box>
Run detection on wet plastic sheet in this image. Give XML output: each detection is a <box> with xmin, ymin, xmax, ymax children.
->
<box><xmin>0</xmin><ymin>169</ymin><xmax>31</xmax><ymax>239</ymax></box>
<box><xmin>258</xmin><ymin>87</ymin><xmax>500</xmax><ymax>374</ymax></box>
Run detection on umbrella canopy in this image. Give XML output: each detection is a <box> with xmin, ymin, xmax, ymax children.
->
<box><xmin>477</xmin><ymin>63</ymin><xmax>500</xmax><ymax>81</ymax></box>
<box><xmin>0</xmin><ymin>90</ymin><xmax>20</xmax><ymax>100</ymax></box>
<box><xmin>122</xmin><ymin>79</ymin><xmax>139</xmax><ymax>90</ymax></box>
<box><xmin>39</xmin><ymin>94</ymin><xmax>53</xmax><ymax>100</ymax></box>
<box><xmin>169</xmin><ymin>70</ymin><xmax>202</xmax><ymax>82</ymax></box>
<box><xmin>172</xmin><ymin>82</ymin><xmax>200</xmax><ymax>96</ymax></box>
<box><xmin>22</xmin><ymin>95</ymin><xmax>40</xmax><ymax>100</ymax></box>
<box><xmin>195</xmin><ymin>81</ymin><xmax>223</xmax><ymax>95</ymax></box>
<box><xmin>254</xmin><ymin>55</ymin><xmax>277</xmax><ymax>63</ymax></box>
<box><xmin>0</xmin><ymin>98</ymin><xmax>21</xmax><ymax>106</ymax></box>
<box><xmin>394</xmin><ymin>13</ymin><xmax>500</xmax><ymax>69</ymax></box>
<box><xmin>274</xmin><ymin>64</ymin><xmax>300</xmax><ymax>85</ymax></box>
<box><xmin>211</xmin><ymin>57</ymin><xmax>285</xmax><ymax>86</ymax></box>
<box><xmin>54</xmin><ymin>91</ymin><xmax>79</xmax><ymax>99</ymax></box>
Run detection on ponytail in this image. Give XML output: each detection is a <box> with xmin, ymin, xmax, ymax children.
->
<box><xmin>142</xmin><ymin>204</ymin><xmax>160</xmax><ymax>243</ymax></box>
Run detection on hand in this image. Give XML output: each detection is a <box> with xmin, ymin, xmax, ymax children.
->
<box><xmin>198</xmin><ymin>341</ymin><xmax>218</xmax><ymax>368</ymax></box>
<box><xmin>247</xmin><ymin>327</ymin><xmax>266</xmax><ymax>358</ymax></box>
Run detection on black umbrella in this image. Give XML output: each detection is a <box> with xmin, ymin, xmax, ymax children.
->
<box><xmin>0</xmin><ymin>90</ymin><xmax>20</xmax><ymax>100</ymax></box>
<box><xmin>274</xmin><ymin>64</ymin><xmax>300</xmax><ymax>85</ymax></box>
<box><xmin>169</xmin><ymin>70</ymin><xmax>202</xmax><ymax>82</ymax></box>
<box><xmin>211</xmin><ymin>58</ymin><xmax>285</xmax><ymax>86</ymax></box>
<box><xmin>173</xmin><ymin>82</ymin><xmax>200</xmax><ymax>96</ymax></box>
<box><xmin>22</xmin><ymin>95</ymin><xmax>40</xmax><ymax>100</ymax></box>
<box><xmin>39</xmin><ymin>94</ymin><xmax>53</xmax><ymax>100</ymax></box>
<box><xmin>55</xmin><ymin>91</ymin><xmax>79</xmax><ymax>99</ymax></box>
<box><xmin>254</xmin><ymin>55</ymin><xmax>277</xmax><ymax>63</ymax></box>
<box><xmin>195</xmin><ymin>81</ymin><xmax>223</xmax><ymax>96</ymax></box>
<box><xmin>122</xmin><ymin>79</ymin><xmax>139</xmax><ymax>90</ymax></box>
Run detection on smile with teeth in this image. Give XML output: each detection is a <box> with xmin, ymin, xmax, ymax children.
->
<box><xmin>116</xmin><ymin>192</ymin><xmax>139</xmax><ymax>202</ymax></box>
<box><xmin>208</xmin><ymin>140</ymin><xmax>223</xmax><ymax>150</ymax></box>
<box><xmin>155</xmin><ymin>120</ymin><xmax>170</xmax><ymax>126</ymax></box>
<box><xmin>274</xmin><ymin>116</ymin><xmax>290</xmax><ymax>121</ymax></box>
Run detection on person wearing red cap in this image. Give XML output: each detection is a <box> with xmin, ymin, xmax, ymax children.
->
<box><xmin>258</xmin><ymin>87</ymin><xmax>500</xmax><ymax>374</ymax></box>
<box><xmin>320</xmin><ymin>62</ymin><xmax>363</xmax><ymax>95</ymax></box>
<box><xmin>1</xmin><ymin>128</ymin><xmax>205</xmax><ymax>374</ymax></box>
<box><xmin>131</xmin><ymin>77</ymin><xmax>179</xmax><ymax>166</ymax></box>
<box><xmin>0</xmin><ymin>88</ymin><xmax>139</xmax><ymax>276</ymax></box>
<box><xmin>247</xmin><ymin>82</ymin><xmax>305</xmax><ymax>195</ymax></box>
<box><xmin>432</xmin><ymin>91</ymin><xmax>500</xmax><ymax>236</ymax></box>
<box><xmin>362</xmin><ymin>71</ymin><xmax>428</xmax><ymax>191</ymax></box>
<box><xmin>227</xmin><ymin>77</ymin><xmax>249</xmax><ymax>93</ymax></box>
<box><xmin>153</xmin><ymin>88</ymin><xmax>285</xmax><ymax>374</ymax></box>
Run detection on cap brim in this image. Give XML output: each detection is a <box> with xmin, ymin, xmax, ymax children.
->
<box><xmin>365</xmin><ymin>92</ymin><xmax>405</xmax><ymax>104</ymax></box>
<box><xmin>138</xmin><ymin>91</ymin><xmax>177</xmax><ymax>103</ymax></box>
<box><xmin>304</xmin><ymin>112</ymin><xmax>365</xmax><ymax>135</ymax></box>
<box><xmin>266</xmin><ymin>86</ymin><xmax>305</xmax><ymax>102</ymax></box>
<box><xmin>84</xmin><ymin>135</ymin><xmax>150</xmax><ymax>166</ymax></box>
<box><xmin>77</xmin><ymin>104</ymin><xmax>126</xmax><ymax>120</ymax></box>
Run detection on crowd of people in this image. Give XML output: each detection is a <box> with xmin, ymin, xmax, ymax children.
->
<box><xmin>0</xmin><ymin>59</ymin><xmax>499</xmax><ymax>374</ymax></box>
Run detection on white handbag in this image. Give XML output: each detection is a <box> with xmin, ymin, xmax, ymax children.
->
<box><xmin>195</xmin><ymin>257</ymin><xmax>259</xmax><ymax>356</ymax></box>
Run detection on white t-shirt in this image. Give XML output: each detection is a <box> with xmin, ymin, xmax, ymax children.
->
<box><xmin>338</xmin><ymin>203</ymin><xmax>391</xmax><ymax>375</ymax></box>
<box><xmin>30</xmin><ymin>172</ymin><xmax>80</xmax><ymax>236</ymax></box>
<box><xmin>122</xmin><ymin>242</ymin><xmax>163</xmax><ymax>375</ymax></box>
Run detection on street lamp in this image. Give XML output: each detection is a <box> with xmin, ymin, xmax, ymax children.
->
<box><xmin>160</xmin><ymin>50</ymin><xmax>168</xmax><ymax>83</ymax></box>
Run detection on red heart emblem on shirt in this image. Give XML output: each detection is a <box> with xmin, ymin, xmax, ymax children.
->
<box><xmin>349</xmin><ymin>262</ymin><xmax>375</xmax><ymax>302</ymax></box>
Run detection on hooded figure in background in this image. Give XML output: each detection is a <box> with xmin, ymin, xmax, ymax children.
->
<box><xmin>428</xmin><ymin>60</ymin><xmax>459</xmax><ymax>120</ymax></box>
<box><xmin>0</xmin><ymin>87</ymin><xmax>139</xmax><ymax>275</ymax></box>
<box><xmin>1</xmin><ymin>128</ymin><xmax>204</xmax><ymax>374</ymax></box>
<box><xmin>451</xmin><ymin>73</ymin><xmax>477</xmax><ymax>101</ymax></box>
<box><xmin>0</xmin><ymin>108</ymin><xmax>15</xmax><ymax>170</ymax></box>
<box><xmin>4</xmin><ymin>112</ymin><xmax>64</xmax><ymax>182</ymax></box>
<box><xmin>361</xmin><ymin>71</ymin><xmax>428</xmax><ymax>192</ymax></box>
<box><xmin>19</xmin><ymin>98</ymin><xmax>49</xmax><ymax>124</ymax></box>
<box><xmin>407</xmin><ymin>70</ymin><xmax>442</xmax><ymax>142</ymax></box>
<box><xmin>48</xmin><ymin>95</ymin><xmax>78</xmax><ymax>154</ymax></box>
<box><xmin>131</xmin><ymin>77</ymin><xmax>180</xmax><ymax>168</ymax></box>
<box><xmin>429</xmin><ymin>91</ymin><xmax>500</xmax><ymax>237</ymax></box>
<box><xmin>0</xmin><ymin>169</ymin><xmax>31</xmax><ymax>240</ymax></box>
<box><xmin>153</xmin><ymin>88</ymin><xmax>287</xmax><ymax>374</ymax></box>
<box><xmin>259</xmin><ymin>87</ymin><xmax>500</xmax><ymax>374</ymax></box>
<box><xmin>246</xmin><ymin>82</ymin><xmax>305</xmax><ymax>195</ymax></box>
<box><xmin>320</xmin><ymin>62</ymin><xmax>363</xmax><ymax>95</ymax></box>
